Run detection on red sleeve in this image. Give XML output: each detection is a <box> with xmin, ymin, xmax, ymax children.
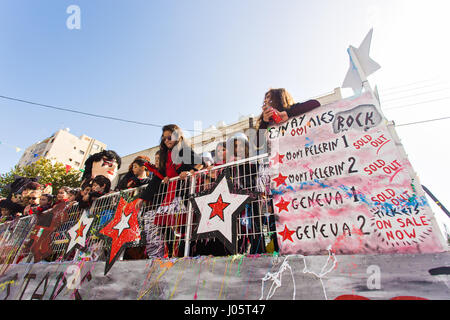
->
<box><xmin>143</xmin><ymin>162</ymin><xmax>164</xmax><ymax>179</ymax></box>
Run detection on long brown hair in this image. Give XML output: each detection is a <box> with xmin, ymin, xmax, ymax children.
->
<box><xmin>128</xmin><ymin>155</ymin><xmax>151</xmax><ymax>175</ymax></box>
<box><xmin>158</xmin><ymin>124</ymin><xmax>184</xmax><ymax>172</ymax></box>
<box><xmin>256</xmin><ymin>88</ymin><xmax>295</xmax><ymax>129</ymax></box>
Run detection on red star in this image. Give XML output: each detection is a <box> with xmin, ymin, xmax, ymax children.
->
<box><xmin>99</xmin><ymin>197</ymin><xmax>141</xmax><ymax>270</ymax></box>
<box><xmin>208</xmin><ymin>194</ymin><xmax>230</xmax><ymax>222</ymax></box>
<box><xmin>270</xmin><ymin>152</ymin><xmax>285</xmax><ymax>165</ymax></box>
<box><xmin>275</xmin><ymin>197</ymin><xmax>290</xmax><ymax>213</ymax></box>
<box><xmin>278</xmin><ymin>224</ymin><xmax>296</xmax><ymax>242</ymax></box>
<box><xmin>273</xmin><ymin>172</ymin><xmax>288</xmax><ymax>187</ymax></box>
<box><xmin>75</xmin><ymin>222</ymin><xmax>87</xmax><ymax>240</ymax></box>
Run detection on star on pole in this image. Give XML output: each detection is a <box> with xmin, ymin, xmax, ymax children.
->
<box><xmin>97</xmin><ymin>197</ymin><xmax>142</xmax><ymax>275</ymax></box>
<box><xmin>191</xmin><ymin>168</ymin><xmax>254</xmax><ymax>254</ymax></box>
<box><xmin>342</xmin><ymin>28</ymin><xmax>381</xmax><ymax>94</ymax></box>
<box><xmin>65</xmin><ymin>209</ymin><xmax>94</xmax><ymax>258</ymax></box>
<box><xmin>112</xmin><ymin>209</ymin><xmax>132</xmax><ymax>236</ymax></box>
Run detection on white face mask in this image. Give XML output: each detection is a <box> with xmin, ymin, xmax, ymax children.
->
<box><xmin>91</xmin><ymin>157</ymin><xmax>118</xmax><ymax>181</ymax></box>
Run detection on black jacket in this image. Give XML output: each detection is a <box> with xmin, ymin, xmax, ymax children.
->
<box><xmin>139</xmin><ymin>145</ymin><xmax>203</xmax><ymax>202</ymax></box>
<box><xmin>160</xmin><ymin>143</ymin><xmax>203</xmax><ymax>177</ymax></box>
<box><xmin>116</xmin><ymin>172</ymin><xmax>152</xmax><ymax>191</ymax></box>
<box><xmin>259</xmin><ymin>99</ymin><xmax>320</xmax><ymax>130</ymax></box>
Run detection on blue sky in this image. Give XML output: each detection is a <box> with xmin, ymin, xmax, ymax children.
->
<box><xmin>0</xmin><ymin>0</ymin><xmax>377</xmax><ymax>159</ymax></box>
<box><xmin>1</xmin><ymin>1</ymin><xmax>449</xmax><ymax>230</ymax></box>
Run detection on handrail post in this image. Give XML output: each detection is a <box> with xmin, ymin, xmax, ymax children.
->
<box><xmin>183</xmin><ymin>173</ymin><xmax>196</xmax><ymax>257</ymax></box>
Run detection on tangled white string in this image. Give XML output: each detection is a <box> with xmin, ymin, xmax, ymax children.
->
<box><xmin>260</xmin><ymin>246</ymin><xmax>337</xmax><ymax>300</ymax></box>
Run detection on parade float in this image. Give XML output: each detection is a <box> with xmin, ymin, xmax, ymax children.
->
<box><xmin>0</xmin><ymin>30</ymin><xmax>448</xmax><ymax>300</ymax></box>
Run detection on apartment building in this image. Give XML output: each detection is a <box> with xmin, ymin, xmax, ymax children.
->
<box><xmin>18</xmin><ymin>129</ymin><xmax>107</xmax><ymax>171</ymax></box>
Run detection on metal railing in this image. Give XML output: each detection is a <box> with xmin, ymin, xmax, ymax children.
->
<box><xmin>0</xmin><ymin>154</ymin><xmax>276</xmax><ymax>266</ymax></box>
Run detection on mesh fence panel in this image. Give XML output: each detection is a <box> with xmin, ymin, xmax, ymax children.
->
<box><xmin>0</xmin><ymin>154</ymin><xmax>277</xmax><ymax>265</ymax></box>
<box><xmin>0</xmin><ymin>215</ymin><xmax>35</xmax><ymax>272</ymax></box>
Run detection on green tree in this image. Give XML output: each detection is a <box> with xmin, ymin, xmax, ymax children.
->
<box><xmin>0</xmin><ymin>158</ymin><xmax>82</xmax><ymax>197</ymax></box>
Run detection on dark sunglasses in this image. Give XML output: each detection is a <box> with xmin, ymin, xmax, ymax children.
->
<box><xmin>162</xmin><ymin>135</ymin><xmax>178</xmax><ymax>142</ymax></box>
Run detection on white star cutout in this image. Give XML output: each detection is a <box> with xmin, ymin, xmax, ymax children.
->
<box><xmin>113</xmin><ymin>211</ymin><xmax>132</xmax><ymax>236</ymax></box>
<box><xmin>66</xmin><ymin>209</ymin><xmax>94</xmax><ymax>254</ymax></box>
<box><xmin>194</xmin><ymin>177</ymin><xmax>249</xmax><ymax>244</ymax></box>
<box><xmin>342</xmin><ymin>28</ymin><xmax>381</xmax><ymax>94</ymax></box>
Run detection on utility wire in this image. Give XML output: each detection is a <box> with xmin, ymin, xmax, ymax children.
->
<box><xmin>380</xmin><ymin>81</ymin><xmax>450</xmax><ymax>97</ymax></box>
<box><xmin>0</xmin><ymin>90</ymin><xmax>448</xmax><ymax>134</ymax></box>
<box><xmin>0</xmin><ymin>94</ymin><xmax>202</xmax><ymax>132</ymax></box>
<box><xmin>381</xmin><ymin>87</ymin><xmax>450</xmax><ymax>104</ymax></box>
<box><xmin>379</xmin><ymin>76</ymin><xmax>446</xmax><ymax>93</ymax></box>
<box><xmin>383</xmin><ymin>96</ymin><xmax>450</xmax><ymax>111</ymax></box>
<box><xmin>380</xmin><ymin>77</ymin><xmax>439</xmax><ymax>91</ymax></box>
<box><xmin>396</xmin><ymin>115</ymin><xmax>450</xmax><ymax>127</ymax></box>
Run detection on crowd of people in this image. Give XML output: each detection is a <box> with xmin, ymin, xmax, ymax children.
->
<box><xmin>0</xmin><ymin>180</ymin><xmax>77</xmax><ymax>223</ymax></box>
<box><xmin>0</xmin><ymin>88</ymin><xmax>323</xmax><ymax>258</ymax></box>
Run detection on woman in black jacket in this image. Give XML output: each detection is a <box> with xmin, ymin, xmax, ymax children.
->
<box><xmin>139</xmin><ymin>124</ymin><xmax>203</xmax><ymax>258</ymax></box>
<box><xmin>256</xmin><ymin>88</ymin><xmax>321</xmax><ymax>130</ymax></box>
<box><xmin>139</xmin><ymin>124</ymin><xmax>203</xmax><ymax>204</ymax></box>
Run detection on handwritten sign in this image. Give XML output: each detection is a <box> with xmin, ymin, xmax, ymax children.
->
<box><xmin>268</xmin><ymin>92</ymin><xmax>447</xmax><ymax>255</ymax></box>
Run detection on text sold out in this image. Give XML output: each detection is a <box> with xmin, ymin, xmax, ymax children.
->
<box><xmin>371</xmin><ymin>189</ymin><xmax>412</xmax><ymax>206</ymax></box>
<box><xmin>364</xmin><ymin>159</ymin><xmax>402</xmax><ymax>176</ymax></box>
<box><xmin>353</xmin><ymin>134</ymin><xmax>389</xmax><ymax>150</ymax></box>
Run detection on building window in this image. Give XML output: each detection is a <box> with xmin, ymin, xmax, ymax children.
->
<box><xmin>69</xmin><ymin>158</ymin><xmax>72</xmax><ymax>162</ymax></box>
<box><xmin>93</xmin><ymin>144</ymin><xmax>99</xmax><ymax>150</ymax></box>
<box><xmin>75</xmin><ymin>161</ymin><xmax>80</xmax><ymax>166</ymax></box>
<box><xmin>79</xmin><ymin>150</ymin><xmax>85</xmax><ymax>155</ymax></box>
